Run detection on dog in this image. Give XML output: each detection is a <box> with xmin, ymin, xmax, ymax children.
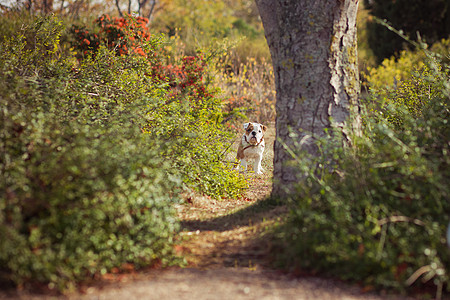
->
<box><xmin>235</xmin><ymin>122</ymin><xmax>267</xmax><ymax>174</ymax></box>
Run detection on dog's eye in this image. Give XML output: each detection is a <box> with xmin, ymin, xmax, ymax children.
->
<box><xmin>246</xmin><ymin>128</ymin><xmax>252</xmax><ymax>132</ymax></box>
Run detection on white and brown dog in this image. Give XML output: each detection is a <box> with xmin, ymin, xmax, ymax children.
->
<box><xmin>235</xmin><ymin>122</ymin><xmax>267</xmax><ymax>174</ymax></box>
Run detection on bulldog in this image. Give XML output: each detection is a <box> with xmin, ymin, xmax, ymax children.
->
<box><xmin>235</xmin><ymin>122</ymin><xmax>267</xmax><ymax>174</ymax></box>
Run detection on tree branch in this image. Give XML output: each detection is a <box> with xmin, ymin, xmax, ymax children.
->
<box><xmin>115</xmin><ymin>0</ymin><xmax>123</xmax><ymax>17</ymax></box>
<box><xmin>147</xmin><ymin>0</ymin><xmax>156</xmax><ymax>22</ymax></box>
<box><xmin>138</xmin><ymin>0</ymin><xmax>148</xmax><ymax>16</ymax></box>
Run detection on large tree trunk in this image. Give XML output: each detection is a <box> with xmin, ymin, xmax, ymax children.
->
<box><xmin>255</xmin><ymin>0</ymin><xmax>361</xmax><ymax>197</ymax></box>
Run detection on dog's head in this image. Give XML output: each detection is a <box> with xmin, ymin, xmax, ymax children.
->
<box><xmin>243</xmin><ymin>122</ymin><xmax>266</xmax><ymax>145</ymax></box>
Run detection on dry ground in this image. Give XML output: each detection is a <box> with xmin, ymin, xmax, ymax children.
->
<box><xmin>0</xmin><ymin>125</ymin><xmax>414</xmax><ymax>300</ymax></box>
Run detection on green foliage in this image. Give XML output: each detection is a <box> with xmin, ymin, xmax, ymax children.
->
<box><xmin>150</xmin><ymin>0</ymin><xmax>270</xmax><ymax>63</ymax></box>
<box><xmin>374</xmin><ymin>64</ymin><xmax>447</xmax><ymax>127</ymax></box>
<box><xmin>366</xmin><ymin>39</ymin><xmax>449</xmax><ymax>128</ymax></box>
<box><xmin>0</xmin><ymin>14</ymin><xmax>183</xmax><ymax>291</ymax></box>
<box><xmin>154</xmin><ymin>0</ymin><xmax>234</xmax><ymax>39</ymax></box>
<box><xmin>0</xmin><ymin>13</ymin><xmax>246</xmax><ymax>291</ymax></box>
<box><xmin>67</xmin><ymin>14</ymin><xmax>247</xmax><ymax>199</ymax></box>
<box><xmin>1</xmin><ymin>110</ymin><xmax>182</xmax><ymax>290</ymax></box>
<box><xmin>366</xmin><ymin>49</ymin><xmax>426</xmax><ymax>90</ymax></box>
<box><xmin>143</xmin><ymin>77</ymin><xmax>248</xmax><ymax>199</ymax></box>
<box><xmin>365</xmin><ymin>38</ymin><xmax>450</xmax><ymax>90</ymax></box>
<box><xmin>273</xmin><ymin>45</ymin><xmax>450</xmax><ymax>296</ymax></box>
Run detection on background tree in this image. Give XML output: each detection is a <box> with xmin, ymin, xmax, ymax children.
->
<box><xmin>364</xmin><ymin>0</ymin><xmax>450</xmax><ymax>63</ymax></box>
<box><xmin>114</xmin><ymin>0</ymin><xmax>157</xmax><ymax>18</ymax></box>
<box><xmin>255</xmin><ymin>0</ymin><xmax>361</xmax><ymax>196</ymax></box>
<box><xmin>5</xmin><ymin>0</ymin><xmax>105</xmax><ymax>18</ymax></box>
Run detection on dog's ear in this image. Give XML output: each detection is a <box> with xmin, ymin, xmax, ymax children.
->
<box><xmin>262</xmin><ymin>125</ymin><xmax>267</xmax><ymax>132</ymax></box>
<box><xmin>243</xmin><ymin>123</ymin><xmax>250</xmax><ymax>130</ymax></box>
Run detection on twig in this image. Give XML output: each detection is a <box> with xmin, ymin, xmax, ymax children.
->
<box><xmin>405</xmin><ymin>265</ymin><xmax>432</xmax><ymax>286</ymax></box>
<box><xmin>377</xmin><ymin>215</ymin><xmax>425</xmax><ymax>227</ymax></box>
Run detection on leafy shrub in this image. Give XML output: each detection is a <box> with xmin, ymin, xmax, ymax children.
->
<box><xmin>272</xmin><ymin>47</ymin><xmax>450</xmax><ymax>297</ymax></box>
<box><xmin>130</xmin><ymin>0</ymin><xmax>273</xmax><ymax>126</ymax></box>
<box><xmin>0</xmin><ymin>10</ymin><xmax>247</xmax><ymax>292</ymax></box>
<box><xmin>366</xmin><ymin>38</ymin><xmax>450</xmax><ymax>90</ymax></box>
<box><xmin>366</xmin><ymin>38</ymin><xmax>449</xmax><ymax>127</ymax></box>
<box><xmin>366</xmin><ymin>49</ymin><xmax>426</xmax><ymax>90</ymax></box>
<box><xmin>1</xmin><ymin>109</ymin><xmax>182</xmax><ymax>291</ymax></box>
<box><xmin>0</xmin><ymin>14</ymin><xmax>184</xmax><ymax>290</ymax></box>
<box><xmin>69</xmin><ymin>13</ymin><xmax>247</xmax><ymax>199</ymax></box>
<box><xmin>370</xmin><ymin>63</ymin><xmax>447</xmax><ymax>127</ymax></box>
<box><xmin>71</xmin><ymin>14</ymin><xmax>152</xmax><ymax>57</ymax></box>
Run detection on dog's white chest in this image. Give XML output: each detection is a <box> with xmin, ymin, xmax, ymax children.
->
<box><xmin>242</xmin><ymin>141</ymin><xmax>265</xmax><ymax>158</ymax></box>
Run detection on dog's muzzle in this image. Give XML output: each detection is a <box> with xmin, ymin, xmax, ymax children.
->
<box><xmin>249</xmin><ymin>134</ymin><xmax>258</xmax><ymax>144</ymax></box>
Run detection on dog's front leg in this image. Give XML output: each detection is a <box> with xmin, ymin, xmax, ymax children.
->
<box><xmin>254</xmin><ymin>156</ymin><xmax>263</xmax><ymax>174</ymax></box>
<box><xmin>239</xmin><ymin>158</ymin><xmax>248</xmax><ymax>173</ymax></box>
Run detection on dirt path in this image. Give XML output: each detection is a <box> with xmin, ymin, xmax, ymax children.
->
<box><xmin>1</xmin><ymin>127</ymin><xmax>413</xmax><ymax>300</ymax></box>
<box><xmin>63</xmin><ymin>175</ymin><xmax>410</xmax><ymax>300</ymax></box>
<box><xmin>3</xmin><ymin>201</ymin><xmax>412</xmax><ymax>300</ymax></box>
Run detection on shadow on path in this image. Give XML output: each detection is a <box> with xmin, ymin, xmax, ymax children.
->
<box><xmin>179</xmin><ymin>197</ymin><xmax>288</xmax><ymax>269</ymax></box>
<box><xmin>180</xmin><ymin>197</ymin><xmax>286</xmax><ymax>233</ymax></box>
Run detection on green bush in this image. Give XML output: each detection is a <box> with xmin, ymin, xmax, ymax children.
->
<box><xmin>68</xmin><ymin>14</ymin><xmax>247</xmax><ymax>199</ymax></box>
<box><xmin>272</xmin><ymin>47</ymin><xmax>450</xmax><ymax>296</ymax></box>
<box><xmin>366</xmin><ymin>38</ymin><xmax>450</xmax><ymax>90</ymax></box>
<box><xmin>1</xmin><ymin>109</ymin><xmax>182</xmax><ymax>290</ymax></box>
<box><xmin>1</xmin><ymin>11</ymin><xmax>247</xmax><ymax>290</ymax></box>
<box><xmin>370</xmin><ymin>63</ymin><xmax>447</xmax><ymax>127</ymax></box>
<box><xmin>0</xmin><ymin>14</ymin><xmax>183</xmax><ymax>291</ymax></box>
<box><xmin>366</xmin><ymin>38</ymin><xmax>449</xmax><ymax>128</ymax></box>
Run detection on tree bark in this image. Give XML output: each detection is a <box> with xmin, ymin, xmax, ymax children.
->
<box><xmin>255</xmin><ymin>0</ymin><xmax>360</xmax><ymax>197</ymax></box>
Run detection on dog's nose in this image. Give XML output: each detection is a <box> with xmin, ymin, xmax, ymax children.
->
<box><xmin>252</xmin><ymin>131</ymin><xmax>256</xmax><ymax>136</ymax></box>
